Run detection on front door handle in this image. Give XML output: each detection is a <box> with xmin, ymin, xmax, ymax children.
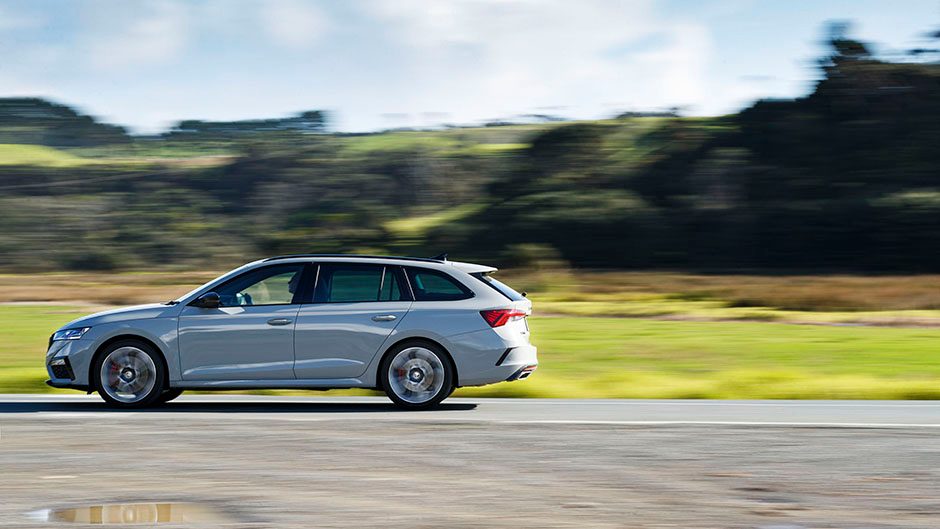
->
<box><xmin>372</xmin><ymin>314</ymin><xmax>397</xmax><ymax>322</ymax></box>
<box><xmin>267</xmin><ymin>318</ymin><xmax>293</xmax><ymax>326</ymax></box>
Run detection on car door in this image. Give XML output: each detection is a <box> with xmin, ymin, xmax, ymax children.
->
<box><xmin>178</xmin><ymin>263</ymin><xmax>309</xmax><ymax>380</ymax></box>
<box><xmin>293</xmin><ymin>263</ymin><xmax>412</xmax><ymax>379</ymax></box>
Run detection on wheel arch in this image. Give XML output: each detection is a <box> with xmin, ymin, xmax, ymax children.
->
<box><xmin>376</xmin><ymin>336</ymin><xmax>458</xmax><ymax>389</ymax></box>
<box><xmin>91</xmin><ymin>334</ymin><xmax>171</xmax><ymax>390</ymax></box>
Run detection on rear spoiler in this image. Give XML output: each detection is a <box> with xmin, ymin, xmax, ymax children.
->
<box><xmin>448</xmin><ymin>261</ymin><xmax>498</xmax><ymax>274</ymax></box>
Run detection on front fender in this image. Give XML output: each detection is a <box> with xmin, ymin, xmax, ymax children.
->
<box><xmin>78</xmin><ymin>318</ymin><xmax>181</xmax><ymax>383</ymax></box>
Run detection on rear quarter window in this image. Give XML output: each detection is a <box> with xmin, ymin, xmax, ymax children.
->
<box><xmin>472</xmin><ymin>273</ymin><xmax>526</xmax><ymax>301</ymax></box>
<box><xmin>405</xmin><ymin>267</ymin><xmax>473</xmax><ymax>301</ymax></box>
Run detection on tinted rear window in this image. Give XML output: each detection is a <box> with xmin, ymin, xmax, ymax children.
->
<box><xmin>472</xmin><ymin>273</ymin><xmax>526</xmax><ymax>301</ymax></box>
<box><xmin>315</xmin><ymin>264</ymin><xmax>407</xmax><ymax>303</ymax></box>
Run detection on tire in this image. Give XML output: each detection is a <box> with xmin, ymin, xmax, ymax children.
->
<box><xmin>380</xmin><ymin>341</ymin><xmax>454</xmax><ymax>409</ymax></box>
<box><xmin>156</xmin><ymin>388</ymin><xmax>184</xmax><ymax>404</ymax></box>
<box><xmin>93</xmin><ymin>339</ymin><xmax>166</xmax><ymax>408</ymax></box>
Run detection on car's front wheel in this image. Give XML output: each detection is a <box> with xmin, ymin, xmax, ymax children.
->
<box><xmin>93</xmin><ymin>340</ymin><xmax>166</xmax><ymax>408</ymax></box>
<box><xmin>380</xmin><ymin>342</ymin><xmax>453</xmax><ymax>409</ymax></box>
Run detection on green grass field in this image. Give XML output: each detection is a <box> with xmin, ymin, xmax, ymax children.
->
<box><xmin>1</xmin><ymin>305</ymin><xmax>89</xmax><ymax>392</ymax></box>
<box><xmin>483</xmin><ymin>317</ymin><xmax>940</xmax><ymax>400</ymax></box>
<box><xmin>0</xmin><ymin>144</ymin><xmax>95</xmax><ymax>167</ymax></box>
<box><xmin>5</xmin><ymin>304</ymin><xmax>940</xmax><ymax>399</ymax></box>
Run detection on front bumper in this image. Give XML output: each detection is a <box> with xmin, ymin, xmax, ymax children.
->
<box><xmin>45</xmin><ymin>339</ymin><xmax>96</xmax><ymax>387</ymax></box>
<box><xmin>48</xmin><ymin>356</ymin><xmax>74</xmax><ymax>380</ymax></box>
<box><xmin>45</xmin><ymin>379</ymin><xmax>91</xmax><ymax>391</ymax></box>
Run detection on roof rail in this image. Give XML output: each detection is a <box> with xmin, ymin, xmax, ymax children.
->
<box><xmin>262</xmin><ymin>253</ymin><xmax>447</xmax><ymax>264</ymax></box>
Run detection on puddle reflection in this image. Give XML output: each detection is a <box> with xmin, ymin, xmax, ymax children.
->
<box><xmin>37</xmin><ymin>502</ymin><xmax>232</xmax><ymax>524</ymax></box>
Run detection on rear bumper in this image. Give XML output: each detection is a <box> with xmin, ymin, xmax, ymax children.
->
<box><xmin>456</xmin><ymin>343</ymin><xmax>538</xmax><ymax>387</ymax></box>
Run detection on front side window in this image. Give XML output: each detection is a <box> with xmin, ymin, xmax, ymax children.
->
<box><xmin>215</xmin><ymin>264</ymin><xmax>305</xmax><ymax>306</ymax></box>
<box><xmin>405</xmin><ymin>267</ymin><xmax>473</xmax><ymax>301</ymax></box>
<box><xmin>314</xmin><ymin>264</ymin><xmax>407</xmax><ymax>303</ymax></box>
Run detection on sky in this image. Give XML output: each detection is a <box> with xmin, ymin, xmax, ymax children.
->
<box><xmin>0</xmin><ymin>0</ymin><xmax>937</xmax><ymax>133</ymax></box>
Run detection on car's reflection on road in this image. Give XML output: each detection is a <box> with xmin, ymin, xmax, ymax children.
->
<box><xmin>36</xmin><ymin>503</ymin><xmax>231</xmax><ymax>525</ymax></box>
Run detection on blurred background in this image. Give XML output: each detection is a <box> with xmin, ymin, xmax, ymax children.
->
<box><xmin>2</xmin><ymin>0</ymin><xmax>940</xmax><ymax>399</ymax></box>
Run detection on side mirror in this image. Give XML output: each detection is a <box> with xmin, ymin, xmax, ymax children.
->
<box><xmin>193</xmin><ymin>291</ymin><xmax>221</xmax><ymax>309</ymax></box>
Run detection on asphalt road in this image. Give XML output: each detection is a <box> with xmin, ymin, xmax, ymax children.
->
<box><xmin>3</xmin><ymin>395</ymin><xmax>940</xmax><ymax>528</ymax></box>
<box><xmin>3</xmin><ymin>394</ymin><xmax>940</xmax><ymax>427</ymax></box>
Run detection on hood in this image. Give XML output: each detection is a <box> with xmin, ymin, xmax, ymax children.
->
<box><xmin>58</xmin><ymin>303</ymin><xmax>176</xmax><ymax>330</ymax></box>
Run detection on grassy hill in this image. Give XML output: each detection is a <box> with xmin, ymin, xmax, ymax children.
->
<box><xmin>1</xmin><ymin>32</ymin><xmax>939</xmax><ymax>273</ymax></box>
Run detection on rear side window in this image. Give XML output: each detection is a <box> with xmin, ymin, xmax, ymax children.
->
<box><xmin>315</xmin><ymin>264</ymin><xmax>408</xmax><ymax>303</ymax></box>
<box><xmin>472</xmin><ymin>273</ymin><xmax>526</xmax><ymax>301</ymax></box>
<box><xmin>406</xmin><ymin>267</ymin><xmax>473</xmax><ymax>301</ymax></box>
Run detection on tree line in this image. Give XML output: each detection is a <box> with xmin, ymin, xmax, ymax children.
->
<box><xmin>0</xmin><ymin>27</ymin><xmax>938</xmax><ymax>272</ymax></box>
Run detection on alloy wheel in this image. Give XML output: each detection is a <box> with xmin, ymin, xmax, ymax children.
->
<box><xmin>99</xmin><ymin>346</ymin><xmax>158</xmax><ymax>404</ymax></box>
<box><xmin>387</xmin><ymin>346</ymin><xmax>446</xmax><ymax>404</ymax></box>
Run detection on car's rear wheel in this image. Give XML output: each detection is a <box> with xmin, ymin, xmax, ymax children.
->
<box><xmin>380</xmin><ymin>342</ymin><xmax>453</xmax><ymax>409</ymax></box>
<box><xmin>93</xmin><ymin>340</ymin><xmax>165</xmax><ymax>408</ymax></box>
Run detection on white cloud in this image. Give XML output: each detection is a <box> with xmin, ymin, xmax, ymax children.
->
<box><xmin>632</xmin><ymin>22</ymin><xmax>713</xmax><ymax>112</ymax></box>
<box><xmin>83</xmin><ymin>0</ymin><xmax>190</xmax><ymax>71</ymax></box>
<box><xmin>358</xmin><ymin>0</ymin><xmax>713</xmax><ymax>123</ymax></box>
<box><xmin>261</xmin><ymin>0</ymin><xmax>328</xmax><ymax>49</ymax></box>
<box><xmin>0</xmin><ymin>0</ymin><xmax>722</xmax><ymax>132</ymax></box>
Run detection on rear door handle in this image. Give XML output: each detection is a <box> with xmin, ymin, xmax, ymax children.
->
<box><xmin>267</xmin><ymin>318</ymin><xmax>293</xmax><ymax>326</ymax></box>
<box><xmin>372</xmin><ymin>315</ymin><xmax>397</xmax><ymax>322</ymax></box>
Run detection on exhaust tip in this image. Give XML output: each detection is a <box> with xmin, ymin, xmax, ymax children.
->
<box><xmin>507</xmin><ymin>364</ymin><xmax>538</xmax><ymax>381</ymax></box>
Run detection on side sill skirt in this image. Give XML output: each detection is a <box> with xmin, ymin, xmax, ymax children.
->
<box><xmin>171</xmin><ymin>378</ymin><xmax>367</xmax><ymax>390</ymax></box>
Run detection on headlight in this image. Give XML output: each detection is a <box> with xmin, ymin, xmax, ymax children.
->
<box><xmin>51</xmin><ymin>327</ymin><xmax>91</xmax><ymax>341</ymax></box>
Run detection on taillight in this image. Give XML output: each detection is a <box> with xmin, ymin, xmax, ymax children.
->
<box><xmin>480</xmin><ymin>309</ymin><xmax>527</xmax><ymax>328</ymax></box>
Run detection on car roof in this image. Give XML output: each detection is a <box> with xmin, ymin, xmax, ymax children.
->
<box><xmin>260</xmin><ymin>254</ymin><xmax>498</xmax><ymax>274</ymax></box>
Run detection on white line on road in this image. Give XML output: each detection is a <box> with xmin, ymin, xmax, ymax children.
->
<box><xmin>490</xmin><ymin>420</ymin><xmax>940</xmax><ymax>428</ymax></box>
<box><xmin>16</xmin><ymin>412</ymin><xmax>940</xmax><ymax>429</ymax></box>
<box><xmin>4</xmin><ymin>395</ymin><xmax>940</xmax><ymax>429</ymax></box>
<box><xmin>6</xmin><ymin>395</ymin><xmax>940</xmax><ymax>407</ymax></box>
